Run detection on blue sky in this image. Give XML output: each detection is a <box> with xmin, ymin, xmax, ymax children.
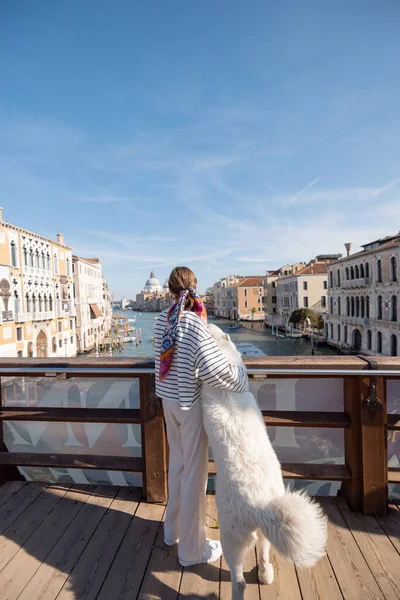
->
<box><xmin>1</xmin><ymin>1</ymin><xmax>400</xmax><ymax>297</ymax></box>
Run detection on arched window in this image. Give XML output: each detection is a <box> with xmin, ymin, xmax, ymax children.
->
<box><xmin>355</xmin><ymin>265</ymin><xmax>360</xmax><ymax>279</ymax></box>
<box><xmin>360</xmin><ymin>264</ymin><xmax>365</xmax><ymax>278</ymax></box>
<box><xmin>26</xmin><ymin>293</ymin><xmax>31</xmax><ymax>312</ymax></box>
<box><xmin>344</xmin><ymin>325</ymin><xmax>348</xmax><ymax>343</ymax></box>
<box><xmin>391</xmin><ymin>295</ymin><xmax>397</xmax><ymax>322</ymax></box>
<box><xmin>346</xmin><ymin>267</ymin><xmax>349</xmax><ymax>280</ymax></box>
<box><xmin>391</xmin><ymin>334</ymin><xmax>397</xmax><ymax>357</ymax></box>
<box><xmin>360</xmin><ymin>296</ymin><xmax>365</xmax><ymax>318</ymax></box>
<box><xmin>29</xmin><ymin>248</ymin><xmax>34</xmax><ymax>266</ymax></box>
<box><xmin>337</xmin><ymin>269</ymin><xmax>341</xmax><ymax>287</ymax></box>
<box><xmin>32</xmin><ymin>294</ymin><xmax>36</xmax><ymax>313</ymax></box>
<box><xmin>10</xmin><ymin>241</ymin><xmax>17</xmax><ymax>267</ymax></box>
<box><xmin>377</xmin><ymin>259</ymin><xmax>382</xmax><ymax>283</ymax></box>
<box><xmin>330</xmin><ymin>297</ymin><xmax>334</xmax><ymax>314</ymax></box>
<box><xmin>329</xmin><ymin>271</ymin><xmax>333</xmax><ymax>288</ymax></box>
<box><xmin>356</xmin><ymin>296</ymin><xmax>360</xmax><ymax>317</ymax></box>
<box><xmin>41</xmin><ymin>252</ymin><xmax>46</xmax><ymax>270</ymax></box>
<box><xmin>350</xmin><ymin>266</ymin><xmax>355</xmax><ymax>280</ymax></box>
<box><xmin>14</xmin><ymin>292</ymin><xmax>20</xmax><ymax>315</ymax></box>
<box><xmin>351</xmin><ymin>297</ymin><xmax>355</xmax><ymax>317</ymax></box>
<box><xmin>338</xmin><ymin>297</ymin><xmax>341</xmax><ymax>315</ymax></box>
<box><xmin>56</xmin><ymin>293</ymin><xmax>61</xmax><ymax>313</ymax></box>
<box><xmin>366</xmin><ymin>296</ymin><xmax>370</xmax><ymax>318</ymax></box>
<box><xmin>367</xmin><ymin>330</ymin><xmax>372</xmax><ymax>350</ymax></box>
<box><xmin>23</xmin><ymin>246</ymin><xmax>28</xmax><ymax>266</ymax></box>
<box><xmin>38</xmin><ymin>295</ymin><xmax>43</xmax><ymax>312</ymax></box>
<box><xmin>365</xmin><ymin>262</ymin><xmax>370</xmax><ymax>279</ymax></box>
<box><xmin>54</xmin><ymin>254</ymin><xmax>58</xmax><ymax>274</ymax></box>
<box><xmin>35</xmin><ymin>250</ymin><xmax>40</xmax><ymax>268</ymax></box>
<box><xmin>330</xmin><ymin>324</ymin><xmax>334</xmax><ymax>339</ymax></box>
<box><xmin>377</xmin><ymin>331</ymin><xmax>383</xmax><ymax>353</ymax></box>
<box><xmin>47</xmin><ymin>253</ymin><xmax>51</xmax><ymax>270</ymax></box>
<box><xmin>346</xmin><ymin>297</ymin><xmax>350</xmax><ymax>316</ymax></box>
<box><xmin>44</xmin><ymin>295</ymin><xmax>48</xmax><ymax>312</ymax></box>
<box><xmin>337</xmin><ymin>324</ymin><xmax>341</xmax><ymax>342</ymax></box>
<box><xmin>391</xmin><ymin>256</ymin><xmax>397</xmax><ymax>282</ymax></box>
<box><xmin>377</xmin><ymin>295</ymin><xmax>383</xmax><ymax>320</ymax></box>
<box><xmin>49</xmin><ymin>295</ymin><xmax>53</xmax><ymax>312</ymax></box>
<box><xmin>66</xmin><ymin>257</ymin><xmax>71</xmax><ymax>276</ymax></box>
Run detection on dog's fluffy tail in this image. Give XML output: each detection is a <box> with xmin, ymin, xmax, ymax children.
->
<box><xmin>258</xmin><ymin>490</ymin><xmax>328</xmax><ymax>568</ymax></box>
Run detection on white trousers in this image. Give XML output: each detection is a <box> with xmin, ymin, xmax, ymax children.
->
<box><xmin>163</xmin><ymin>398</ymin><xmax>209</xmax><ymax>562</ymax></box>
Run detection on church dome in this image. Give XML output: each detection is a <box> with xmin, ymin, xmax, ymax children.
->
<box><xmin>142</xmin><ymin>271</ymin><xmax>162</xmax><ymax>293</ymax></box>
<box><xmin>163</xmin><ymin>278</ymin><xmax>169</xmax><ymax>291</ymax></box>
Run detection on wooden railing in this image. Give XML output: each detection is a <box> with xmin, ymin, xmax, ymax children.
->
<box><xmin>0</xmin><ymin>356</ymin><xmax>399</xmax><ymax>513</ymax></box>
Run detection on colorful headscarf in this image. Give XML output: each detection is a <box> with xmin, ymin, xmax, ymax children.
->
<box><xmin>159</xmin><ymin>287</ymin><xmax>207</xmax><ymax>381</ymax></box>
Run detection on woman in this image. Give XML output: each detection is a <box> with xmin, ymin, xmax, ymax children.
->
<box><xmin>154</xmin><ymin>266</ymin><xmax>248</xmax><ymax>567</ymax></box>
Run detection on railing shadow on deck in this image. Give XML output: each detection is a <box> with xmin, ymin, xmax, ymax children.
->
<box><xmin>0</xmin><ymin>483</ymin><xmax>223</xmax><ymax>600</ymax></box>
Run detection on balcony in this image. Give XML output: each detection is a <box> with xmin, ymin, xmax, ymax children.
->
<box><xmin>15</xmin><ymin>311</ymin><xmax>55</xmax><ymax>323</ymax></box>
<box><xmin>1</xmin><ymin>311</ymin><xmax>13</xmax><ymax>323</ymax></box>
<box><xmin>0</xmin><ymin>357</ymin><xmax>398</xmax><ymax>598</ymax></box>
<box><xmin>342</xmin><ymin>277</ymin><xmax>371</xmax><ymax>289</ymax></box>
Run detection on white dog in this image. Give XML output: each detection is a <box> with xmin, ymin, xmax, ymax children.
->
<box><xmin>202</xmin><ymin>324</ymin><xmax>328</xmax><ymax>600</ymax></box>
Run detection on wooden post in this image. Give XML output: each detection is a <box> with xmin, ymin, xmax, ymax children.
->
<box><xmin>0</xmin><ymin>377</ymin><xmax>23</xmax><ymax>483</ymax></box>
<box><xmin>359</xmin><ymin>375</ymin><xmax>387</xmax><ymax>514</ymax></box>
<box><xmin>342</xmin><ymin>376</ymin><xmax>362</xmax><ymax>511</ymax></box>
<box><xmin>140</xmin><ymin>374</ymin><xmax>167</xmax><ymax>503</ymax></box>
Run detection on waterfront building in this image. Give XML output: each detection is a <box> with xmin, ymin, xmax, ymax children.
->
<box><xmin>0</xmin><ymin>208</ymin><xmax>76</xmax><ymax>357</ymax></box>
<box><xmin>326</xmin><ymin>235</ymin><xmax>400</xmax><ymax>356</ymax></box>
<box><xmin>72</xmin><ymin>256</ymin><xmax>112</xmax><ymax>353</ymax></box>
<box><xmin>219</xmin><ymin>276</ymin><xmax>264</xmax><ymax>321</ymax></box>
<box><xmin>275</xmin><ymin>258</ymin><xmax>335</xmax><ymax>328</ymax></box>
<box><xmin>263</xmin><ymin>263</ymin><xmax>306</xmax><ymax>326</ymax></box>
<box><xmin>133</xmin><ymin>271</ymin><xmax>172</xmax><ymax>312</ymax></box>
<box><xmin>212</xmin><ymin>275</ymin><xmax>246</xmax><ymax>317</ymax></box>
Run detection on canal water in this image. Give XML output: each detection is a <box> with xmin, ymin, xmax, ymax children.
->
<box><xmin>110</xmin><ymin>310</ymin><xmax>337</xmax><ymax>358</ymax></box>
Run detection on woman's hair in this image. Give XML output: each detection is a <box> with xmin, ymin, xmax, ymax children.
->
<box><xmin>168</xmin><ymin>266</ymin><xmax>197</xmax><ymax>311</ymax></box>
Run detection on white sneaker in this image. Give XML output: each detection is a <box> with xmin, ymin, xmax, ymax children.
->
<box><xmin>179</xmin><ymin>539</ymin><xmax>222</xmax><ymax>567</ymax></box>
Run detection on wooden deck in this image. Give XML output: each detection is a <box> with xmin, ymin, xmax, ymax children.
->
<box><xmin>0</xmin><ymin>483</ymin><xmax>399</xmax><ymax>599</ymax></box>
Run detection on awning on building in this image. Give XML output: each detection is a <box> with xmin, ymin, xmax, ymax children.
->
<box><xmin>89</xmin><ymin>304</ymin><xmax>102</xmax><ymax>319</ymax></box>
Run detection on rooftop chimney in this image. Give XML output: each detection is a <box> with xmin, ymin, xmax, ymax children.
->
<box><xmin>57</xmin><ymin>233</ymin><xmax>64</xmax><ymax>245</ymax></box>
<box><xmin>0</xmin><ymin>207</ymin><xmax>3</xmax><ymax>221</ymax></box>
<box><xmin>344</xmin><ymin>243</ymin><xmax>352</xmax><ymax>257</ymax></box>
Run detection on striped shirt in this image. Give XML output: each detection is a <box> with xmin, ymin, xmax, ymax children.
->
<box><xmin>154</xmin><ymin>310</ymin><xmax>249</xmax><ymax>410</ymax></box>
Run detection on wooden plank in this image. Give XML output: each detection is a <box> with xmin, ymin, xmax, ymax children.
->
<box><xmin>259</xmin><ymin>549</ymin><xmax>301</xmax><ymax>600</ymax></box>
<box><xmin>337</xmin><ymin>498</ymin><xmax>400</xmax><ymax>598</ymax></box>
<box><xmin>387</xmin><ymin>414</ymin><xmax>400</xmax><ymax>430</ymax></box>
<box><xmin>0</xmin><ymin>484</ymin><xmax>70</xmax><ymax>573</ymax></box>
<box><xmin>0</xmin><ymin>357</ymin><xmax>154</xmax><ymax>369</ymax></box>
<box><xmin>244</xmin><ymin>356</ymin><xmax>367</xmax><ymax>371</ymax></box>
<box><xmin>376</xmin><ymin>504</ymin><xmax>400</xmax><ymax>555</ymax></box>
<box><xmin>262</xmin><ymin>411</ymin><xmax>349</xmax><ymax>428</ymax></box>
<box><xmin>140</xmin><ymin>374</ymin><xmax>167</xmax><ymax>503</ymax></box>
<box><xmin>138</xmin><ymin>514</ymin><xmax>182</xmax><ymax>600</ymax></box>
<box><xmin>178</xmin><ymin>495</ymin><xmax>221</xmax><ymax>599</ymax></box>
<box><xmin>0</xmin><ymin>482</ymin><xmax>47</xmax><ymax>536</ymax></box>
<box><xmin>0</xmin><ymin>482</ymin><xmax>27</xmax><ymax>509</ymax></box>
<box><xmin>0</xmin><ymin>485</ymin><xmax>94</xmax><ymax>600</ymax></box>
<box><xmin>342</xmin><ymin>376</ymin><xmax>362</xmax><ymax>511</ymax></box>
<box><xmin>97</xmin><ymin>500</ymin><xmax>165</xmax><ymax>600</ymax></box>
<box><xmin>360</xmin><ymin>376</ymin><xmax>388</xmax><ymax>514</ymax></box>
<box><xmin>0</xmin><ymin>407</ymin><xmax>141</xmax><ymax>424</ymax></box>
<box><xmin>57</xmin><ymin>487</ymin><xmax>140</xmax><ymax>600</ymax></box>
<box><xmin>296</xmin><ymin>555</ymin><xmax>343</xmax><ymax>600</ymax></box>
<box><xmin>208</xmin><ymin>461</ymin><xmax>350</xmax><ymax>481</ymax></box>
<box><xmin>388</xmin><ymin>468</ymin><xmax>400</xmax><ymax>483</ymax></box>
<box><xmin>0</xmin><ymin>452</ymin><xmax>143</xmax><ymax>472</ymax></box>
<box><xmin>16</xmin><ymin>486</ymin><xmax>118</xmax><ymax>600</ymax></box>
<box><xmin>323</xmin><ymin>499</ymin><xmax>384</xmax><ymax>599</ymax></box>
